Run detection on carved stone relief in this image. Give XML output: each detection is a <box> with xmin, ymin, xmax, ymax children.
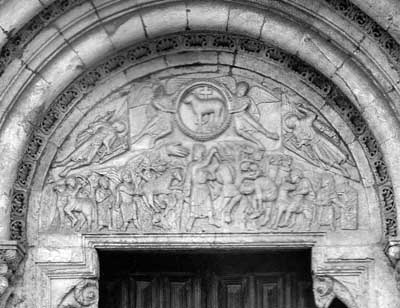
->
<box><xmin>386</xmin><ymin>242</ymin><xmax>400</xmax><ymax>291</ymax></box>
<box><xmin>0</xmin><ymin>246</ymin><xmax>24</xmax><ymax>308</ymax></box>
<box><xmin>39</xmin><ymin>74</ymin><xmax>363</xmax><ymax>234</ymax></box>
<box><xmin>57</xmin><ymin>280</ymin><xmax>98</xmax><ymax>308</ymax></box>
<box><xmin>8</xmin><ymin>31</ymin><xmax>395</xmax><ymax>246</ymax></box>
<box><xmin>313</xmin><ymin>275</ymin><xmax>359</xmax><ymax>308</ymax></box>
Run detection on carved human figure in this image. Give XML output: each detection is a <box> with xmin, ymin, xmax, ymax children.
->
<box><xmin>184</xmin><ymin>144</ymin><xmax>220</xmax><ymax>230</ymax></box>
<box><xmin>62</xmin><ymin>177</ymin><xmax>95</xmax><ymax>231</ymax></box>
<box><xmin>336</xmin><ymin>179</ymin><xmax>358</xmax><ymax>230</ymax></box>
<box><xmin>130</xmin><ymin>85</ymin><xmax>176</xmax><ymax>147</ymax></box>
<box><xmin>239</xmin><ymin>161</ymin><xmax>278</xmax><ymax>227</ymax></box>
<box><xmin>271</xmin><ymin>174</ymin><xmax>297</xmax><ymax>229</ymax></box>
<box><xmin>284</xmin><ymin>105</ymin><xmax>353</xmax><ymax>177</ymax></box>
<box><xmin>115</xmin><ymin>170</ymin><xmax>140</xmax><ymax>231</ymax></box>
<box><xmin>231</xmin><ymin>81</ymin><xmax>279</xmax><ymax>149</ymax></box>
<box><xmin>315</xmin><ymin>174</ymin><xmax>344</xmax><ymax>231</ymax></box>
<box><xmin>52</xmin><ymin>182</ymin><xmax>69</xmax><ymax>228</ymax></box>
<box><xmin>53</xmin><ymin>111</ymin><xmax>127</xmax><ymax>176</ymax></box>
<box><xmin>215</xmin><ymin>163</ymin><xmax>242</xmax><ymax>223</ymax></box>
<box><xmin>95</xmin><ymin>176</ymin><xmax>114</xmax><ymax>231</ymax></box>
<box><xmin>284</xmin><ymin>169</ymin><xmax>315</xmax><ymax>230</ymax></box>
<box><xmin>141</xmin><ymin>167</ymin><xmax>183</xmax><ymax>214</ymax></box>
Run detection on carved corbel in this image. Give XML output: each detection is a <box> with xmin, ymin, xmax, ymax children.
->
<box><xmin>58</xmin><ymin>279</ymin><xmax>98</xmax><ymax>308</ymax></box>
<box><xmin>313</xmin><ymin>275</ymin><xmax>359</xmax><ymax>308</ymax></box>
<box><xmin>0</xmin><ymin>242</ymin><xmax>24</xmax><ymax>307</ymax></box>
<box><xmin>385</xmin><ymin>240</ymin><xmax>400</xmax><ymax>291</ymax></box>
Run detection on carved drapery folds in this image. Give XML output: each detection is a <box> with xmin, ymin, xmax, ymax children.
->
<box><xmin>313</xmin><ymin>275</ymin><xmax>359</xmax><ymax>308</ymax></box>
<box><xmin>58</xmin><ymin>279</ymin><xmax>98</xmax><ymax>308</ymax></box>
<box><xmin>35</xmin><ymin>75</ymin><xmax>364</xmax><ymax>235</ymax></box>
<box><xmin>9</xmin><ymin>32</ymin><xmax>396</xmax><ymax>244</ymax></box>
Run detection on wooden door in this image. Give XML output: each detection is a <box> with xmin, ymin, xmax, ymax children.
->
<box><xmin>99</xmin><ymin>251</ymin><xmax>316</xmax><ymax>308</ymax></box>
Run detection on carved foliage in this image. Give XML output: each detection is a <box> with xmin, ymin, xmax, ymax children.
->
<box><xmin>58</xmin><ymin>280</ymin><xmax>98</xmax><ymax>308</ymax></box>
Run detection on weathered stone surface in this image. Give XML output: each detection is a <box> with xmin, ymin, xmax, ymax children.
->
<box><xmin>0</xmin><ymin>1</ymin><xmax>400</xmax><ymax>308</ymax></box>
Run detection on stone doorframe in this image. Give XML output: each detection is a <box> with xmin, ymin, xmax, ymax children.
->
<box><xmin>44</xmin><ymin>234</ymin><xmax>364</xmax><ymax>308</ymax></box>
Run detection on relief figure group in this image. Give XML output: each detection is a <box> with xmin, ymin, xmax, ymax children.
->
<box><xmin>46</xmin><ymin>77</ymin><xmax>359</xmax><ymax>234</ymax></box>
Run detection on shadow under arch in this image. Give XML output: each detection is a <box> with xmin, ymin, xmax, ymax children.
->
<box><xmin>330</xmin><ymin>298</ymin><xmax>350</xmax><ymax>308</ymax></box>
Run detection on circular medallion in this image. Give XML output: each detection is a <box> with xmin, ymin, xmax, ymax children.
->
<box><xmin>176</xmin><ymin>81</ymin><xmax>232</xmax><ymax>141</ymax></box>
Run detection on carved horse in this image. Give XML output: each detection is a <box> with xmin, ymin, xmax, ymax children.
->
<box><xmin>271</xmin><ymin>179</ymin><xmax>314</xmax><ymax>230</ymax></box>
<box><xmin>63</xmin><ymin>181</ymin><xmax>95</xmax><ymax>231</ymax></box>
<box><xmin>182</xmin><ymin>94</ymin><xmax>225</xmax><ymax>128</ymax></box>
<box><xmin>140</xmin><ymin>167</ymin><xmax>183</xmax><ymax>212</ymax></box>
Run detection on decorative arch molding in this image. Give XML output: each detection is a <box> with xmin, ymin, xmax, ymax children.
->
<box><xmin>9</xmin><ymin>31</ymin><xmax>397</xmax><ymax>243</ymax></box>
<box><xmin>0</xmin><ymin>0</ymin><xmax>399</xmax><ymax>307</ymax></box>
<box><xmin>0</xmin><ymin>0</ymin><xmax>398</xmax><ymax>239</ymax></box>
<box><xmin>1</xmin><ymin>0</ymin><xmax>400</xmax><ymax>83</ymax></box>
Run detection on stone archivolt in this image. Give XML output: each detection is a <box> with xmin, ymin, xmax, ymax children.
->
<box><xmin>9</xmin><ymin>32</ymin><xmax>395</xmax><ymax>243</ymax></box>
<box><xmin>0</xmin><ymin>0</ymin><xmax>399</xmax><ymax>307</ymax></box>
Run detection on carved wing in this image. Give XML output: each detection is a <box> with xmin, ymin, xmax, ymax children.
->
<box><xmin>247</xmin><ymin>85</ymin><xmax>280</xmax><ymax>119</ymax></box>
<box><xmin>75</xmin><ymin>110</ymin><xmax>115</xmax><ymax>147</ymax></box>
<box><xmin>127</xmin><ymin>83</ymin><xmax>155</xmax><ymax>109</ymax></box>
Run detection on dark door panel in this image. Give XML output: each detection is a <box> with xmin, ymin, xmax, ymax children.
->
<box><xmin>99</xmin><ymin>251</ymin><xmax>316</xmax><ymax>308</ymax></box>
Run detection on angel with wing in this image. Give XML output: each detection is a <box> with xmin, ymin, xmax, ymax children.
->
<box><xmin>130</xmin><ymin>84</ymin><xmax>177</xmax><ymax>147</ymax></box>
<box><xmin>230</xmin><ymin>81</ymin><xmax>280</xmax><ymax>150</ymax></box>
<box><xmin>283</xmin><ymin>103</ymin><xmax>355</xmax><ymax>177</ymax></box>
<box><xmin>53</xmin><ymin>110</ymin><xmax>128</xmax><ymax>177</ymax></box>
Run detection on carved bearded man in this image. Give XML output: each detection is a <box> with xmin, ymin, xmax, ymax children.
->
<box><xmin>184</xmin><ymin>144</ymin><xmax>220</xmax><ymax>231</ymax></box>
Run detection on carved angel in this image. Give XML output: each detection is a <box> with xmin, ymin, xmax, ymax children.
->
<box><xmin>53</xmin><ymin>110</ymin><xmax>128</xmax><ymax>177</ymax></box>
<box><xmin>230</xmin><ymin>81</ymin><xmax>280</xmax><ymax>150</ymax></box>
<box><xmin>130</xmin><ymin>84</ymin><xmax>177</xmax><ymax>147</ymax></box>
<box><xmin>283</xmin><ymin>104</ymin><xmax>355</xmax><ymax>178</ymax></box>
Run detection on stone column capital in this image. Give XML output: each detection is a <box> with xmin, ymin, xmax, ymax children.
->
<box><xmin>0</xmin><ymin>241</ymin><xmax>25</xmax><ymax>299</ymax></box>
<box><xmin>385</xmin><ymin>240</ymin><xmax>400</xmax><ymax>291</ymax></box>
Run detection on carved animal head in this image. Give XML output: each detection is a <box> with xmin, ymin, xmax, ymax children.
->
<box><xmin>182</xmin><ymin>94</ymin><xmax>194</xmax><ymax>104</ymax></box>
<box><xmin>313</xmin><ymin>276</ymin><xmax>334</xmax><ymax>308</ymax></box>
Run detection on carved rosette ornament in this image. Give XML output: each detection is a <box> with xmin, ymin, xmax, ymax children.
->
<box><xmin>58</xmin><ymin>279</ymin><xmax>98</xmax><ymax>308</ymax></box>
<box><xmin>313</xmin><ymin>275</ymin><xmax>359</xmax><ymax>308</ymax></box>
